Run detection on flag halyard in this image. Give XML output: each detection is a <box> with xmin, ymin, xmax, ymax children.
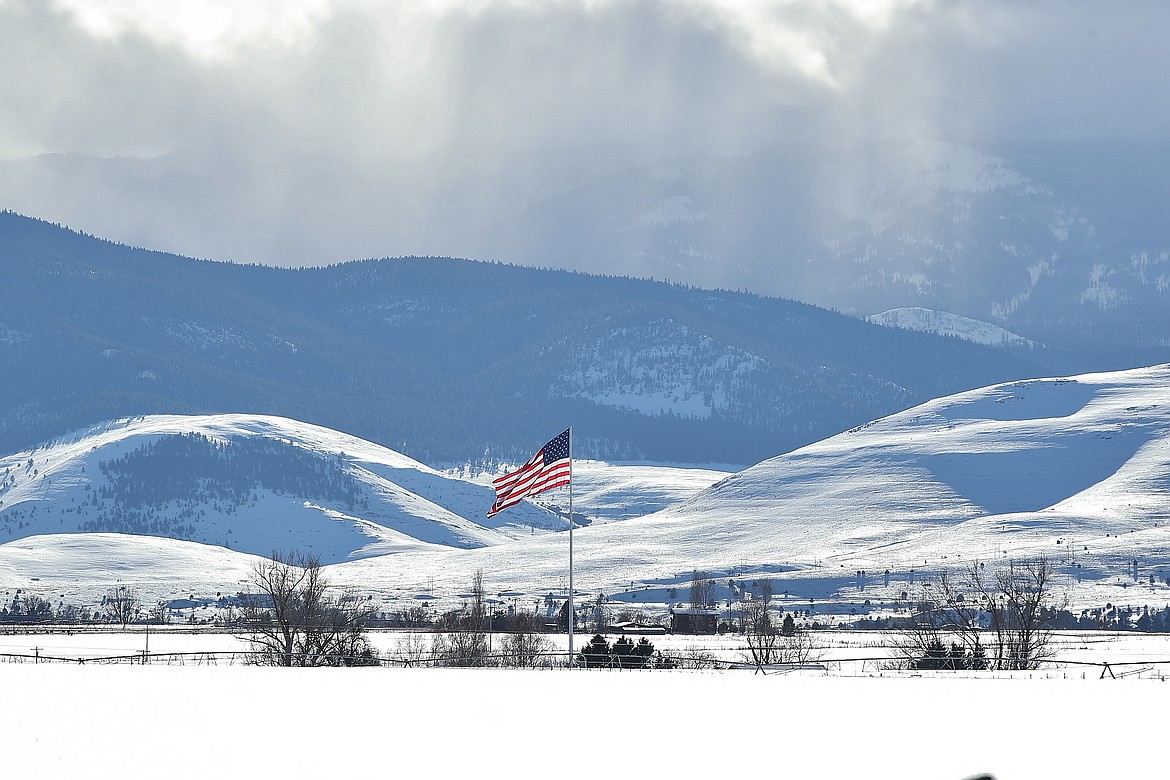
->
<box><xmin>488</xmin><ymin>428</ymin><xmax>571</xmax><ymax>516</ymax></box>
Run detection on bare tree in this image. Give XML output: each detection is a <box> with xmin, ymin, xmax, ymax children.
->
<box><xmin>742</xmin><ymin>597</ymin><xmax>821</xmax><ymax>669</ymax></box>
<box><xmin>241</xmin><ymin>550</ymin><xmax>378</xmax><ymax>666</ymax></box>
<box><xmin>392</xmin><ymin>604</ymin><xmax>433</xmax><ymax>628</ymax></box>
<box><xmin>433</xmin><ymin>630</ymin><xmax>490</xmax><ymax>667</ymax></box>
<box><xmin>104</xmin><ymin>585</ymin><xmax>140</xmax><ymax>626</ymax></box>
<box><xmin>975</xmin><ymin>557</ymin><xmax>1063</xmax><ymax>671</ymax></box>
<box><xmin>390</xmin><ymin>632</ymin><xmax>433</xmax><ymax>667</ymax></box>
<box><xmin>590</xmin><ymin>592</ymin><xmax>609</xmax><ymax>633</ymax></box>
<box><xmin>895</xmin><ymin>571</ymin><xmax>986</xmax><ymax>670</ymax></box>
<box><xmin>671</xmin><ymin>645</ymin><xmax>722</xmax><ymax>670</ymax></box>
<box><xmin>497</xmin><ymin>606</ymin><xmax>555</xmax><ymax>668</ymax></box>
<box><xmin>689</xmin><ymin>570</ymin><xmax>715</xmax><ymax>609</ymax></box>
<box><xmin>150</xmin><ymin>600</ymin><xmax>170</xmax><ymax>625</ymax></box>
<box><xmin>777</xmin><ymin>628</ymin><xmax>821</xmax><ymax>665</ymax></box>
<box><xmin>897</xmin><ymin>558</ymin><xmax>1062</xmax><ymax>671</ymax></box>
<box><xmin>742</xmin><ymin>596</ymin><xmax>781</xmax><ymax>667</ymax></box>
<box><xmin>434</xmin><ymin>569</ymin><xmax>491</xmax><ymax>666</ymax></box>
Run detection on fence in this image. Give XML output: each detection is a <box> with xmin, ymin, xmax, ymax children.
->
<box><xmin>2</xmin><ymin>626</ymin><xmax>1170</xmax><ymax>675</ymax></box>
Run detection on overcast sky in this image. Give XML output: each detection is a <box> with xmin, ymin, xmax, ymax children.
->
<box><xmin>2</xmin><ymin>0</ymin><xmax>1169</xmax><ymax>266</ymax></box>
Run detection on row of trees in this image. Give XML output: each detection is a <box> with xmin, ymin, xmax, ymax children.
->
<box><xmin>0</xmin><ymin>551</ymin><xmax>1066</xmax><ymax>671</ymax></box>
<box><xmin>1</xmin><ymin>584</ymin><xmax>141</xmax><ymax>626</ymax></box>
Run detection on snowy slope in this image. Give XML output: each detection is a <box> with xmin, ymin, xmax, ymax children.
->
<box><xmin>5</xmin><ymin>366</ymin><xmax>1170</xmax><ymax>615</ymax></box>
<box><xmin>868</xmin><ymin>307</ymin><xmax>1036</xmax><ymax>348</ymax></box>
<box><xmin>329</xmin><ymin>363</ymin><xmax>1170</xmax><ymax>612</ymax></box>
<box><xmin>0</xmin><ymin>414</ymin><xmax>566</xmax><ymax>564</ymax></box>
<box><xmin>455</xmin><ymin>459</ymin><xmax>732</xmax><ymax>525</ymax></box>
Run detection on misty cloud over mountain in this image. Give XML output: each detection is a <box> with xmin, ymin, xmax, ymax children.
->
<box><xmin>1</xmin><ymin>4</ymin><xmax>1166</xmax><ymax>242</ymax></box>
<box><xmin>2</xmin><ymin>2</ymin><xmax>1169</xmax><ymax>354</ymax></box>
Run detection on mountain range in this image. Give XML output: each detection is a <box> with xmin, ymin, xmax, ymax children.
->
<box><xmin>483</xmin><ymin>140</ymin><xmax>1170</xmax><ymax>361</ymax></box>
<box><xmin>6</xmin><ymin>138</ymin><xmax>1169</xmax><ymax>364</ymax></box>
<box><xmin>0</xmin><ymin>210</ymin><xmax>1068</xmax><ymax>466</ymax></box>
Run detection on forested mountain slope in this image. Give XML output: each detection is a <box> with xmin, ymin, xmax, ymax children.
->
<box><xmin>2</xmin><ymin>211</ymin><xmax>1068</xmax><ymax>465</ymax></box>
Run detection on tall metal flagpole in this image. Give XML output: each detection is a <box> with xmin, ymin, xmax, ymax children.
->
<box><xmin>567</xmin><ymin>426</ymin><xmax>574</xmax><ymax>668</ymax></box>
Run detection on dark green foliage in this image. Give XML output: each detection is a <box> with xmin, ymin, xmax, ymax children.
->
<box><xmin>577</xmin><ymin>634</ymin><xmax>660</xmax><ymax>669</ymax></box>
<box><xmin>915</xmin><ymin>640</ymin><xmax>963</xmax><ymax>671</ymax></box>
<box><xmin>578</xmin><ymin>634</ymin><xmax>611</xmax><ymax>668</ymax></box>
<box><xmin>911</xmin><ymin>638</ymin><xmax>988</xmax><ymax>671</ymax></box>
<box><xmin>0</xmin><ymin>211</ymin><xmax>1072</xmax><ymax>463</ymax></box>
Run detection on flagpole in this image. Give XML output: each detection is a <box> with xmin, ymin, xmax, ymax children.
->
<box><xmin>567</xmin><ymin>425</ymin><xmax>574</xmax><ymax>669</ymax></box>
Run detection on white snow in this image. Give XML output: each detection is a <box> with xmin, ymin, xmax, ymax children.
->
<box><xmin>634</xmin><ymin>195</ymin><xmax>707</xmax><ymax>227</ymax></box>
<box><xmin>333</xmin><ymin>363</ymin><xmax>1170</xmax><ymax>616</ymax></box>
<box><xmin>868</xmin><ymin>306</ymin><xmax>1035</xmax><ymax>347</ymax></box>
<box><xmin>555</xmin><ymin>322</ymin><xmax>765</xmax><ymax>419</ymax></box>
<box><xmin>3</xmin><ymin>662</ymin><xmax>1158</xmax><ymax>780</ymax></box>
<box><xmin>4</xmin><ymin>365</ymin><xmax>1170</xmax><ymax>623</ymax></box>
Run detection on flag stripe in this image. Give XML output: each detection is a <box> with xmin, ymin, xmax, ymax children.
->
<box><xmin>496</xmin><ymin>460</ymin><xmax>569</xmax><ymax>498</ymax></box>
<box><xmin>487</xmin><ymin>430</ymin><xmax>571</xmax><ymax>517</ymax></box>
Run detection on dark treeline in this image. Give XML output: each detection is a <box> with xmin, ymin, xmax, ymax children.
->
<box><xmin>12</xmin><ymin>432</ymin><xmax>372</xmax><ymax>540</ymax></box>
<box><xmin>98</xmin><ymin>433</ymin><xmax>365</xmax><ymax>511</ymax></box>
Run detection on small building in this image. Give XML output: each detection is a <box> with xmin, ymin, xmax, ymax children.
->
<box><xmin>606</xmin><ymin>621</ymin><xmax>667</xmax><ymax>635</ymax></box>
<box><xmin>670</xmin><ymin>607</ymin><xmax>719</xmax><ymax>635</ymax></box>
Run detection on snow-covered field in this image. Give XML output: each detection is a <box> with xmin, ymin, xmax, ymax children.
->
<box><xmin>2</xmin><ymin>628</ymin><xmax>1165</xmax><ymax>780</ymax></box>
<box><xmin>4</xmin><ymin>627</ymin><xmax>1168</xmax><ymax>676</ymax></box>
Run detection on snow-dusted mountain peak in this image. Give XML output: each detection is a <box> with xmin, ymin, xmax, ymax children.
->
<box><xmin>867</xmin><ymin>307</ymin><xmax>1036</xmax><ymax>347</ymax></box>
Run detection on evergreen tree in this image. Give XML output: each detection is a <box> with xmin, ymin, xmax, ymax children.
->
<box><xmin>578</xmin><ymin>634</ymin><xmax>611</xmax><ymax>668</ymax></box>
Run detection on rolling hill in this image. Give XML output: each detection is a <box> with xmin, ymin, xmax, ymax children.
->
<box><xmin>2</xmin><ymin>364</ymin><xmax>1169</xmax><ymax>617</ymax></box>
<box><xmin>0</xmin><ymin>414</ymin><xmax>567</xmax><ymax>565</ymax></box>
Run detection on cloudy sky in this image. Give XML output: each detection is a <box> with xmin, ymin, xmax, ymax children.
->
<box><xmin>2</xmin><ymin>0</ymin><xmax>1168</xmax><ymax>267</ymax></box>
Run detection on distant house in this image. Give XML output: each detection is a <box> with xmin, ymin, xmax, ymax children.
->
<box><xmin>670</xmin><ymin>607</ymin><xmax>719</xmax><ymax>635</ymax></box>
<box><xmin>606</xmin><ymin>620</ymin><xmax>667</xmax><ymax>636</ymax></box>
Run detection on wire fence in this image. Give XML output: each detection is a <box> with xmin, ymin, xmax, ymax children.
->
<box><xmin>2</xmin><ymin>636</ymin><xmax>1170</xmax><ymax>677</ymax></box>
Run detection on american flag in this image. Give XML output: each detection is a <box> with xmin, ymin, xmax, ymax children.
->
<box><xmin>487</xmin><ymin>428</ymin><xmax>571</xmax><ymax>517</ymax></box>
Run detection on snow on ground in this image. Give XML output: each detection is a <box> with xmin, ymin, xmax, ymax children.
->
<box><xmin>868</xmin><ymin>306</ymin><xmax>1036</xmax><ymax>347</ymax></box>
<box><xmin>0</xmin><ymin>648</ymin><xmax>1164</xmax><ymax>779</ymax></box>
<box><xmin>2</xmin><ymin>626</ymin><xmax>1168</xmax><ymax>780</ymax></box>
<box><xmin>529</xmin><ymin>363</ymin><xmax>1170</xmax><ymax>611</ymax></box>
<box><xmin>7</xmin><ymin>627</ymin><xmax>1170</xmax><ymax>676</ymax></box>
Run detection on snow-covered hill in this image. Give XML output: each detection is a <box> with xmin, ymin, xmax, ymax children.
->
<box><xmin>0</xmin><ymin>414</ymin><xmax>568</xmax><ymax>564</ymax></box>
<box><xmin>4</xmin><ymin>365</ymin><xmax>1170</xmax><ymax>616</ymax></box>
<box><xmin>867</xmin><ymin>307</ymin><xmax>1036</xmax><ymax>347</ymax></box>
<box><xmin>0</xmin><ymin>415</ymin><xmax>729</xmax><ymax>605</ymax></box>
<box><xmin>332</xmin><ymin>363</ymin><xmax>1170</xmax><ymax>613</ymax></box>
